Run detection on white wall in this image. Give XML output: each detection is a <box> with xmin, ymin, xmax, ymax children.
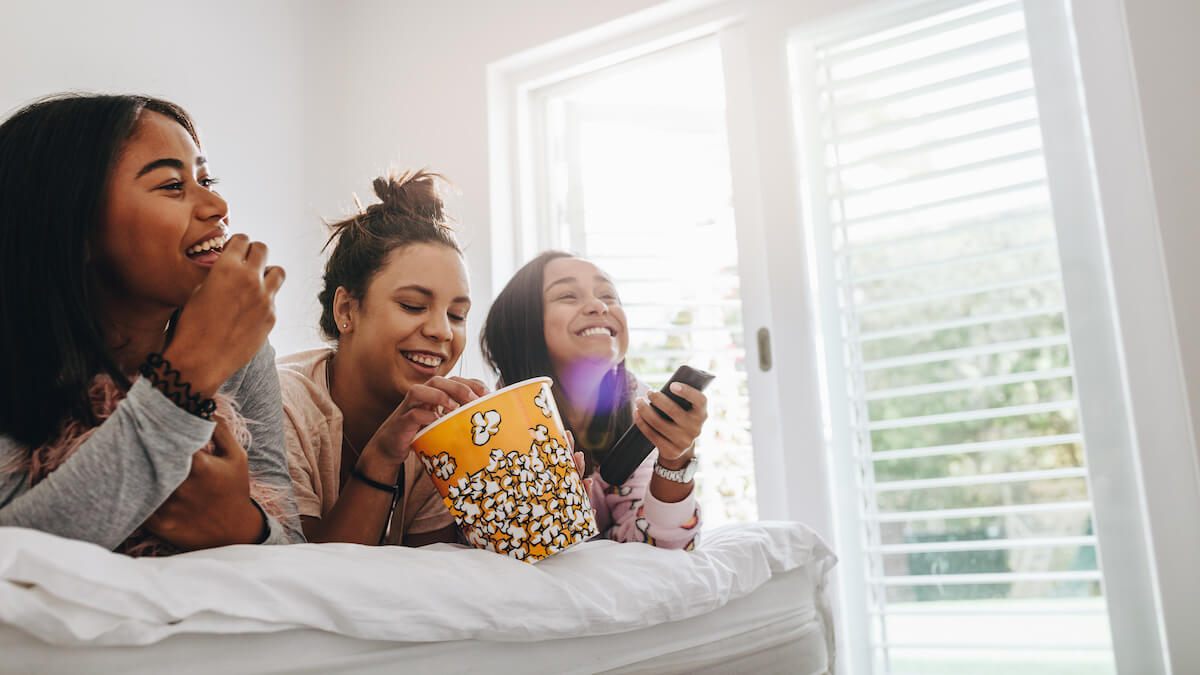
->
<box><xmin>295</xmin><ymin>0</ymin><xmax>673</xmax><ymax>378</ymax></box>
<box><xmin>1121</xmin><ymin>0</ymin><xmax>1200</xmax><ymax>462</ymax></box>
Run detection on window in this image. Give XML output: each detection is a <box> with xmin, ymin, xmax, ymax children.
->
<box><xmin>491</xmin><ymin>0</ymin><xmax>1169</xmax><ymax>670</ymax></box>
<box><xmin>792</xmin><ymin>0</ymin><xmax>1115</xmax><ymax>671</ymax></box>
<box><xmin>528</xmin><ymin>37</ymin><xmax>756</xmax><ymax>526</ymax></box>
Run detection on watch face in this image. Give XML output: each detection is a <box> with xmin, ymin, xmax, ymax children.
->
<box><xmin>680</xmin><ymin>459</ymin><xmax>698</xmax><ymax>481</ymax></box>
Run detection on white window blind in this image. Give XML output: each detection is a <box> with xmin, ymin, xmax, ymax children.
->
<box><xmin>794</xmin><ymin>1</ymin><xmax>1117</xmax><ymax>672</ymax></box>
<box><xmin>532</xmin><ymin>37</ymin><xmax>756</xmax><ymax>526</ymax></box>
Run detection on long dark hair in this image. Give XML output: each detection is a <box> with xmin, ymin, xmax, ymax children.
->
<box><xmin>480</xmin><ymin>251</ymin><xmax>636</xmax><ymax>475</ymax></box>
<box><xmin>318</xmin><ymin>169</ymin><xmax>462</xmax><ymax>342</ymax></box>
<box><xmin>0</xmin><ymin>93</ymin><xmax>199</xmax><ymax>448</ymax></box>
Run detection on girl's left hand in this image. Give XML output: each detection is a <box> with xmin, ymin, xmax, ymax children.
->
<box><xmin>632</xmin><ymin>383</ymin><xmax>708</xmax><ymax>464</ymax></box>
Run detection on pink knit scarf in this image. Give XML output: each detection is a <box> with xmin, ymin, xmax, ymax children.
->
<box><xmin>2</xmin><ymin>375</ymin><xmax>290</xmax><ymax>556</ymax></box>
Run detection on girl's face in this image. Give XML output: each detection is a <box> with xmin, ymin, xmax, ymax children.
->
<box><xmin>347</xmin><ymin>242</ymin><xmax>471</xmax><ymax>402</ymax></box>
<box><xmin>541</xmin><ymin>257</ymin><xmax>629</xmax><ymax>375</ymax></box>
<box><xmin>96</xmin><ymin>111</ymin><xmax>228</xmax><ymax>311</ymax></box>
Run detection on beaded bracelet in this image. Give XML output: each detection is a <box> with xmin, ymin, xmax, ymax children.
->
<box><xmin>138</xmin><ymin>352</ymin><xmax>217</xmax><ymax>420</ymax></box>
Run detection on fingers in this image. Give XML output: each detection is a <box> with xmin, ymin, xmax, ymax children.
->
<box><xmin>404</xmin><ymin>407</ymin><xmax>440</xmax><ymax>429</ymax></box>
<box><xmin>209</xmin><ymin>419</ymin><xmax>235</xmax><ymax>457</ymax></box>
<box><xmin>426</xmin><ymin>377</ymin><xmax>482</xmax><ymax>406</ymax></box>
<box><xmin>565</xmin><ymin>429</ymin><xmax>575</xmax><ymax>453</ymax></box>
<box><xmin>244</xmin><ymin>240</ymin><xmax>269</xmax><ymax>270</ymax></box>
<box><xmin>263</xmin><ymin>265</ymin><xmax>286</xmax><ymax>296</ymax></box>
<box><xmin>573</xmin><ymin>450</ymin><xmax>585</xmax><ymax>476</ymax></box>
<box><xmin>646</xmin><ymin>389</ymin><xmax>708</xmax><ymax>427</ymax></box>
<box><xmin>636</xmin><ymin>396</ymin><xmax>696</xmax><ymax>443</ymax></box>
<box><xmin>199</xmin><ymin>422</ymin><xmax>249</xmax><ymax>483</ymax></box>
<box><xmin>666</xmin><ymin>383</ymin><xmax>708</xmax><ymax>413</ymax></box>
<box><xmin>448</xmin><ymin>376</ymin><xmax>489</xmax><ymax>399</ymax></box>
<box><xmin>633</xmin><ymin>403</ymin><xmax>689</xmax><ymax>458</ymax></box>
<box><xmin>220</xmin><ymin>233</ymin><xmax>250</xmax><ymax>263</ymax></box>
<box><xmin>402</xmin><ymin>383</ymin><xmax>461</xmax><ymax>414</ymax></box>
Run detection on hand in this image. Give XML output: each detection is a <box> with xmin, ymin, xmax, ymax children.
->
<box><xmin>144</xmin><ymin>419</ymin><xmax>266</xmax><ymax>550</ymax></box>
<box><xmin>567</xmin><ymin>431</ymin><xmax>594</xmax><ymax>495</ymax></box>
<box><xmin>568</xmin><ymin>432</ymin><xmax>596</xmax><ymax>519</ymax></box>
<box><xmin>365</xmin><ymin>376</ymin><xmax>489</xmax><ymax>465</ymax></box>
<box><xmin>163</xmin><ymin>235</ymin><xmax>286</xmax><ymax>398</ymax></box>
<box><xmin>632</xmin><ymin>383</ymin><xmax>708</xmax><ymax>467</ymax></box>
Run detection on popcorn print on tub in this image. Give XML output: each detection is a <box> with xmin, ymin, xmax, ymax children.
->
<box><xmin>410</xmin><ymin>377</ymin><xmax>598</xmax><ymax>563</ymax></box>
<box><xmin>533</xmin><ymin>390</ymin><xmax>553</xmax><ymax>418</ymax></box>
<box><xmin>435</xmin><ymin>439</ymin><xmax>596</xmax><ymax>563</ymax></box>
<box><xmin>431</xmin><ymin>452</ymin><xmax>456</xmax><ymax>481</ymax></box>
<box><xmin>471</xmin><ymin>410</ymin><xmax>501</xmax><ymax>446</ymax></box>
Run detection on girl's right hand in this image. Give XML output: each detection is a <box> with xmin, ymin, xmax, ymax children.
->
<box><xmin>163</xmin><ymin>235</ymin><xmax>286</xmax><ymax>398</ymax></box>
<box><xmin>366</xmin><ymin>376</ymin><xmax>489</xmax><ymax>465</ymax></box>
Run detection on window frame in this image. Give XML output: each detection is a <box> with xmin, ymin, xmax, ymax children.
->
<box><xmin>485</xmin><ymin>0</ymin><xmax>1185</xmax><ymax>670</ymax></box>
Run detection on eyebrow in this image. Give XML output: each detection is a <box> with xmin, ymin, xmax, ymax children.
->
<box><xmin>544</xmin><ymin>275</ymin><xmax>615</xmax><ymax>293</ymax></box>
<box><xmin>393</xmin><ymin>284</ymin><xmax>471</xmax><ymax>305</ymax></box>
<box><xmin>135</xmin><ymin>155</ymin><xmax>208</xmax><ymax>178</ymax></box>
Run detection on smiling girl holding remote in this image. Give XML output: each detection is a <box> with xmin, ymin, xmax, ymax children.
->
<box><xmin>481</xmin><ymin>251</ymin><xmax>706</xmax><ymax>549</ymax></box>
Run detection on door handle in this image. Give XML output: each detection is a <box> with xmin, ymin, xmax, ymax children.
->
<box><xmin>757</xmin><ymin>327</ymin><xmax>772</xmax><ymax>372</ymax></box>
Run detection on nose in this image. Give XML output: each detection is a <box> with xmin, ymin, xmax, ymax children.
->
<box><xmin>196</xmin><ymin>182</ymin><xmax>228</xmax><ymax>223</ymax></box>
<box><xmin>422</xmin><ymin>310</ymin><xmax>453</xmax><ymax>343</ymax></box>
<box><xmin>582</xmin><ymin>295</ymin><xmax>608</xmax><ymax>315</ymax></box>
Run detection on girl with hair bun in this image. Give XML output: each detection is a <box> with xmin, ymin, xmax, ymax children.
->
<box><xmin>278</xmin><ymin>169</ymin><xmax>488</xmax><ymax>546</ymax></box>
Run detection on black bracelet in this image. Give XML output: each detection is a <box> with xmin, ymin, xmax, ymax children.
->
<box><xmin>248</xmin><ymin>497</ymin><xmax>271</xmax><ymax>545</ymax></box>
<box><xmin>352</xmin><ymin>466</ymin><xmax>402</xmax><ymax>494</ymax></box>
<box><xmin>380</xmin><ymin>463</ymin><xmax>405</xmax><ymax>546</ymax></box>
<box><xmin>138</xmin><ymin>352</ymin><xmax>216</xmax><ymax>420</ymax></box>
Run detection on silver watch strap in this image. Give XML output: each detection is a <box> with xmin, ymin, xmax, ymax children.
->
<box><xmin>653</xmin><ymin>457</ymin><xmax>697</xmax><ymax>483</ymax></box>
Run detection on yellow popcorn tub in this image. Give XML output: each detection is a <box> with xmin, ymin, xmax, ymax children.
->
<box><xmin>411</xmin><ymin>377</ymin><xmax>598</xmax><ymax>563</ymax></box>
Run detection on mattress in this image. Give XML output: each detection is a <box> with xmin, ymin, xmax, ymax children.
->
<box><xmin>0</xmin><ymin>521</ymin><xmax>835</xmax><ymax>674</ymax></box>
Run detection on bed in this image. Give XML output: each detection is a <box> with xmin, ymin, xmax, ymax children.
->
<box><xmin>0</xmin><ymin>521</ymin><xmax>835</xmax><ymax>674</ymax></box>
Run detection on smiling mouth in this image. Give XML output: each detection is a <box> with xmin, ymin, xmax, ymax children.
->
<box><xmin>577</xmin><ymin>327</ymin><xmax>615</xmax><ymax>337</ymax></box>
<box><xmin>186</xmin><ymin>232</ymin><xmax>229</xmax><ymax>258</ymax></box>
<box><xmin>403</xmin><ymin>352</ymin><xmax>444</xmax><ymax>368</ymax></box>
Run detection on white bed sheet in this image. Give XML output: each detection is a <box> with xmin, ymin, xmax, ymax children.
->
<box><xmin>0</xmin><ymin>521</ymin><xmax>835</xmax><ymax>674</ymax></box>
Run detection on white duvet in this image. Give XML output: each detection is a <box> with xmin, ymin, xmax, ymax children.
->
<box><xmin>0</xmin><ymin>521</ymin><xmax>833</xmax><ymax>648</ymax></box>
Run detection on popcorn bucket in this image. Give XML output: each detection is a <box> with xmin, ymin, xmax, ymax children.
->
<box><xmin>411</xmin><ymin>376</ymin><xmax>598</xmax><ymax>563</ymax></box>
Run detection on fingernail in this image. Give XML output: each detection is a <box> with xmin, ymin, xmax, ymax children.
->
<box><xmin>670</xmin><ymin>383</ymin><xmax>684</xmax><ymax>394</ymax></box>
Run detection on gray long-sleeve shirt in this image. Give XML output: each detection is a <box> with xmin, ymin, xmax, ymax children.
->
<box><xmin>0</xmin><ymin>342</ymin><xmax>303</xmax><ymax>549</ymax></box>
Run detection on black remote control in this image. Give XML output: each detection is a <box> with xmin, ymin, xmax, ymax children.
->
<box><xmin>598</xmin><ymin>365</ymin><xmax>715</xmax><ymax>486</ymax></box>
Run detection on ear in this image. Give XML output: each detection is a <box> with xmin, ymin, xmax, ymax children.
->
<box><xmin>333</xmin><ymin>286</ymin><xmax>359</xmax><ymax>336</ymax></box>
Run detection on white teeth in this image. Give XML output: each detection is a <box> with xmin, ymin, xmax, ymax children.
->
<box><xmin>404</xmin><ymin>352</ymin><xmax>443</xmax><ymax>367</ymax></box>
<box><xmin>579</xmin><ymin>327</ymin><xmax>611</xmax><ymax>337</ymax></box>
<box><xmin>187</xmin><ymin>233</ymin><xmax>229</xmax><ymax>255</ymax></box>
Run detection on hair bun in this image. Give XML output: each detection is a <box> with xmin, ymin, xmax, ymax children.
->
<box><xmin>371</xmin><ymin>168</ymin><xmax>445</xmax><ymax>222</ymax></box>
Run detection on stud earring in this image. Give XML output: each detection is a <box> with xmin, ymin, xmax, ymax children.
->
<box><xmin>342</xmin><ymin>323</ymin><xmax>348</xmax><ymax>329</ymax></box>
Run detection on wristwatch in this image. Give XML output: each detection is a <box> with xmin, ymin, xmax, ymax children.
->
<box><xmin>654</xmin><ymin>456</ymin><xmax>699</xmax><ymax>483</ymax></box>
